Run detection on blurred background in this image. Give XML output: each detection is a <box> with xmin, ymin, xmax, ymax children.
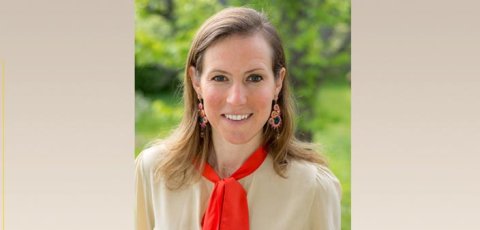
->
<box><xmin>135</xmin><ymin>0</ymin><xmax>350</xmax><ymax>229</ymax></box>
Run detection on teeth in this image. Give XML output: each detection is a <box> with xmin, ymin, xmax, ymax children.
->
<box><xmin>225</xmin><ymin>114</ymin><xmax>250</xmax><ymax>121</ymax></box>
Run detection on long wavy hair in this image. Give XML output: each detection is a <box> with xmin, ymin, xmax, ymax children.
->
<box><xmin>152</xmin><ymin>7</ymin><xmax>327</xmax><ymax>189</ymax></box>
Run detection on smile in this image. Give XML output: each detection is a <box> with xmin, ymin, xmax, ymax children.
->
<box><xmin>223</xmin><ymin>114</ymin><xmax>252</xmax><ymax>121</ymax></box>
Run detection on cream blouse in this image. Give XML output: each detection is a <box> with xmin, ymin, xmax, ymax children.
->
<box><xmin>135</xmin><ymin>145</ymin><xmax>342</xmax><ymax>230</ymax></box>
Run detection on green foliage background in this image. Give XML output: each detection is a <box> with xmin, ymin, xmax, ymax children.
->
<box><xmin>135</xmin><ymin>0</ymin><xmax>350</xmax><ymax>229</ymax></box>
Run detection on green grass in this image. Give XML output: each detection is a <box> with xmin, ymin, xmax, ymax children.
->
<box><xmin>135</xmin><ymin>92</ymin><xmax>183</xmax><ymax>154</ymax></box>
<box><xmin>135</xmin><ymin>83</ymin><xmax>350</xmax><ymax>230</ymax></box>
<box><xmin>312</xmin><ymin>83</ymin><xmax>350</xmax><ymax>230</ymax></box>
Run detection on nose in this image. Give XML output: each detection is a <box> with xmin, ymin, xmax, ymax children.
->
<box><xmin>226</xmin><ymin>82</ymin><xmax>247</xmax><ymax>106</ymax></box>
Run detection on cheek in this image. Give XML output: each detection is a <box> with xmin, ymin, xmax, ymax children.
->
<box><xmin>253</xmin><ymin>90</ymin><xmax>274</xmax><ymax>116</ymax></box>
<box><xmin>202</xmin><ymin>88</ymin><xmax>224</xmax><ymax>116</ymax></box>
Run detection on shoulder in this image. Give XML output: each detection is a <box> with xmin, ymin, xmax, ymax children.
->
<box><xmin>287</xmin><ymin>159</ymin><xmax>342</xmax><ymax>199</ymax></box>
<box><xmin>135</xmin><ymin>144</ymin><xmax>168</xmax><ymax>176</ymax></box>
<box><xmin>288</xmin><ymin>159</ymin><xmax>342</xmax><ymax>229</ymax></box>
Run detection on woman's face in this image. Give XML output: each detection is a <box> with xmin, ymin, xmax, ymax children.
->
<box><xmin>191</xmin><ymin>33</ymin><xmax>285</xmax><ymax>145</ymax></box>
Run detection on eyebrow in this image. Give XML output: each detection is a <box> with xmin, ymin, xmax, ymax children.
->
<box><xmin>209</xmin><ymin>68</ymin><xmax>265</xmax><ymax>75</ymax></box>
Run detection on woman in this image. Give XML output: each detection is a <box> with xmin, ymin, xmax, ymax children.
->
<box><xmin>136</xmin><ymin>7</ymin><xmax>341</xmax><ymax>230</ymax></box>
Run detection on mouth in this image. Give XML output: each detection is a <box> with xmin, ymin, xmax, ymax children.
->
<box><xmin>222</xmin><ymin>113</ymin><xmax>253</xmax><ymax>121</ymax></box>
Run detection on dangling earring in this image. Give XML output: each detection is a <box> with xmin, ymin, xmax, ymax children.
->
<box><xmin>198</xmin><ymin>99</ymin><xmax>208</xmax><ymax>138</ymax></box>
<box><xmin>269</xmin><ymin>100</ymin><xmax>282</xmax><ymax>129</ymax></box>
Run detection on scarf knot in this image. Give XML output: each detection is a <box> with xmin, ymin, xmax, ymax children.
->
<box><xmin>201</xmin><ymin>146</ymin><xmax>267</xmax><ymax>230</ymax></box>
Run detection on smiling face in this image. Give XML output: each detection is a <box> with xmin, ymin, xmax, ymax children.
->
<box><xmin>190</xmin><ymin>33</ymin><xmax>285</xmax><ymax>146</ymax></box>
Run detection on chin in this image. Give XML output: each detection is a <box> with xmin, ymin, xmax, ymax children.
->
<box><xmin>222</xmin><ymin>131</ymin><xmax>262</xmax><ymax>145</ymax></box>
<box><xmin>224</xmin><ymin>136</ymin><xmax>251</xmax><ymax>145</ymax></box>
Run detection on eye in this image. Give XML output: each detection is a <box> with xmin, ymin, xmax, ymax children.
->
<box><xmin>247</xmin><ymin>74</ymin><xmax>263</xmax><ymax>82</ymax></box>
<box><xmin>211</xmin><ymin>75</ymin><xmax>227</xmax><ymax>82</ymax></box>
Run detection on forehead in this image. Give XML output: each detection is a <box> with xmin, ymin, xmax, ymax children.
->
<box><xmin>202</xmin><ymin>33</ymin><xmax>273</xmax><ymax>72</ymax></box>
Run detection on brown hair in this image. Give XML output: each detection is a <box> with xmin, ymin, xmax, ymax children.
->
<box><xmin>152</xmin><ymin>7</ymin><xmax>327</xmax><ymax>189</ymax></box>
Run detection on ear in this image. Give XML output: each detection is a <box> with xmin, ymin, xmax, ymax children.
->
<box><xmin>189</xmin><ymin>66</ymin><xmax>202</xmax><ymax>97</ymax></box>
<box><xmin>274</xmin><ymin>67</ymin><xmax>286</xmax><ymax>99</ymax></box>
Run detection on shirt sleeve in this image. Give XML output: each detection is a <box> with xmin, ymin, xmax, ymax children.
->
<box><xmin>135</xmin><ymin>150</ymin><xmax>155</xmax><ymax>230</ymax></box>
<box><xmin>309</xmin><ymin>165</ymin><xmax>342</xmax><ymax>230</ymax></box>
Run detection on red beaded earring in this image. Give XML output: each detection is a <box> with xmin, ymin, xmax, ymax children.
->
<box><xmin>198</xmin><ymin>99</ymin><xmax>208</xmax><ymax>137</ymax></box>
<box><xmin>268</xmin><ymin>100</ymin><xmax>282</xmax><ymax>129</ymax></box>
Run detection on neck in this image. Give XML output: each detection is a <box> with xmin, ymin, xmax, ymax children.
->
<box><xmin>209</xmin><ymin>132</ymin><xmax>262</xmax><ymax>178</ymax></box>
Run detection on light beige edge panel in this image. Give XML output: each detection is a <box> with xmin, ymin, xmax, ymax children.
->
<box><xmin>353</xmin><ymin>0</ymin><xmax>480</xmax><ymax>229</ymax></box>
<box><xmin>0</xmin><ymin>0</ymin><xmax>134</xmax><ymax>229</ymax></box>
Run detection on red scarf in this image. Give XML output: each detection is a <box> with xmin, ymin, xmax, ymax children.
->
<box><xmin>201</xmin><ymin>146</ymin><xmax>267</xmax><ymax>230</ymax></box>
